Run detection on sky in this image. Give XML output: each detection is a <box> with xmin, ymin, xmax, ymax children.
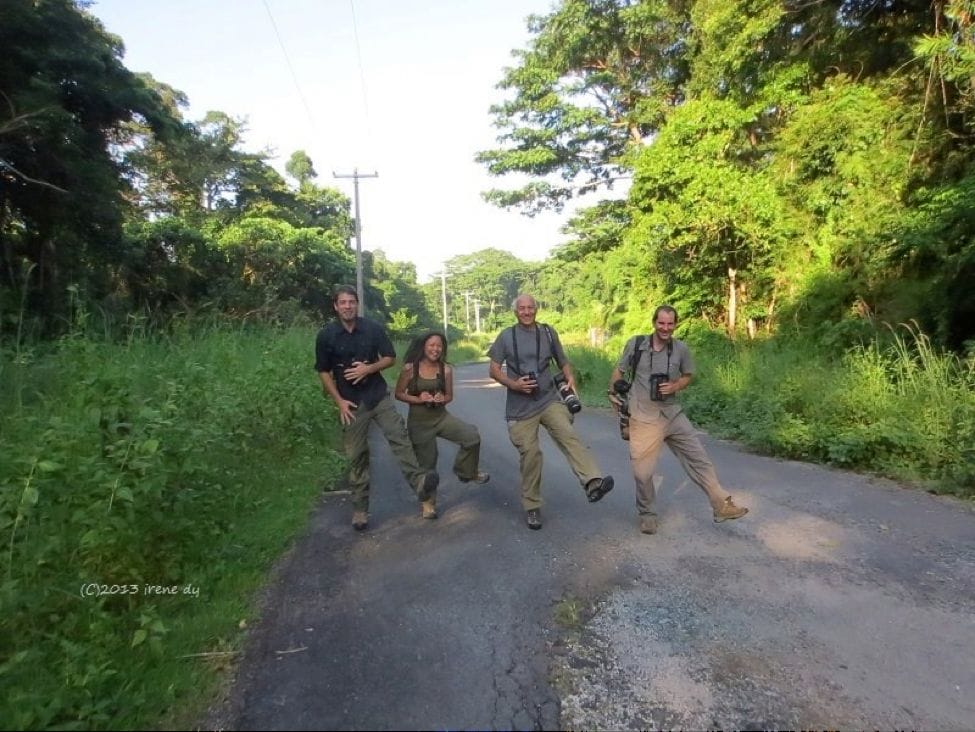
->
<box><xmin>87</xmin><ymin>0</ymin><xmax>583</xmax><ymax>283</ymax></box>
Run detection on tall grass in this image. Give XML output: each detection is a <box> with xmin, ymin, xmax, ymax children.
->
<box><xmin>688</xmin><ymin>326</ymin><xmax>974</xmax><ymax>493</ymax></box>
<box><xmin>0</xmin><ymin>321</ymin><xmax>346</xmax><ymax>729</ymax></box>
<box><xmin>560</xmin><ymin>324</ymin><xmax>975</xmax><ymax>497</ymax></box>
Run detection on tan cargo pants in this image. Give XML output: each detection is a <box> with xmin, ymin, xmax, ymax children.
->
<box><xmin>629</xmin><ymin>408</ymin><xmax>730</xmax><ymax>516</ymax></box>
<box><xmin>507</xmin><ymin>400</ymin><xmax>602</xmax><ymax>511</ymax></box>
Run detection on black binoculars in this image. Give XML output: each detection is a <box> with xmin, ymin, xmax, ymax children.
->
<box><xmin>649</xmin><ymin>373</ymin><xmax>668</xmax><ymax>401</ymax></box>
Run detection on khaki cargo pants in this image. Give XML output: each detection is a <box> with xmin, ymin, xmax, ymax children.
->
<box><xmin>343</xmin><ymin>396</ymin><xmax>427</xmax><ymax>512</ymax></box>
<box><xmin>629</xmin><ymin>408</ymin><xmax>730</xmax><ymax>516</ymax></box>
<box><xmin>408</xmin><ymin>410</ymin><xmax>481</xmax><ymax>481</ymax></box>
<box><xmin>507</xmin><ymin>400</ymin><xmax>602</xmax><ymax>511</ymax></box>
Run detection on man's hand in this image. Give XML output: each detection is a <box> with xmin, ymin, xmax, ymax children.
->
<box><xmin>343</xmin><ymin>361</ymin><xmax>371</xmax><ymax>385</ymax></box>
<box><xmin>512</xmin><ymin>374</ymin><xmax>537</xmax><ymax>395</ymax></box>
<box><xmin>338</xmin><ymin>399</ymin><xmax>358</xmax><ymax>425</ymax></box>
<box><xmin>658</xmin><ymin>375</ymin><xmax>690</xmax><ymax>397</ymax></box>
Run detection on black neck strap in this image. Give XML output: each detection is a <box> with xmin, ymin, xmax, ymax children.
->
<box><xmin>510</xmin><ymin>325</ymin><xmax>542</xmax><ymax>376</ymax></box>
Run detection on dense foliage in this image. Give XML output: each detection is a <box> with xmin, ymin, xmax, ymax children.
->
<box><xmin>0</xmin><ymin>321</ymin><xmax>345</xmax><ymax>729</ymax></box>
<box><xmin>479</xmin><ymin>0</ymin><xmax>975</xmax><ymax>353</ymax></box>
<box><xmin>0</xmin><ymin>0</ymin><xmax>436</xmax><ymax>335</ymax></box>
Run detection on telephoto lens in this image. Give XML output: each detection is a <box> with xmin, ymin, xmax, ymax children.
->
<box><xmin>613</xmin><ymin>379</ymin><xmax>632</xmax><ymax>440</ymax></box>
<box><xmin>553</xmin><ymin>373</ymin><xmax>582</xmax><ymax>414</ymax></box>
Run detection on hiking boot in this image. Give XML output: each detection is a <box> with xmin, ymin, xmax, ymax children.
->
<box><xmin>525</xmin><ymin>508</ymin><xmax>542</xmax><ymax>530</ymax></box>
<box><xmin>416</xmin><ymin>471</ymin><xmax>440</xmax><ymax>500</ymax></box>
<box><xmin>421</xmin><ymin>497</ymin><xmax>438</xmax><ymax>520</ymax></box>
<box><xmin>585</xmin><ymin>475</ymin><xmax>614</xmax><ymax>503</ymax></box>
<box><xmin>460</xmin><ymin>471</ymin><xmax>490</xmax><ymax>484</ymax></box>
<box><xmin>352</xmin><ymin>510</ymin><xmax>368</xmax><ymax>531</ymax></box>
<box><xmin>713</xmin><ymin>497</ymin><xmax>749</xmax><ymax>523</ymax></box>
<box><xmin>639</xmin><ymin>515</ymin><xmax>658</xmax><ymax>535</ymax></box>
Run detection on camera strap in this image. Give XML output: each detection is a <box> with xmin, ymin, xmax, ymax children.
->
<box><xmin>542</xmin><ymin>325</ymin><xmax>565</xmax><ymax>368</ymax></box>
<box><xmin>509</xmin><ymin>325</ymin><xmax>544</xmax><ymax>376</ymax></box>
<box><xmin>646</xmin><ymin>338</ymin><xmax>673</xmax><ymax>380</ymax></box>
<box><xmin>628</xmin><ymin>335</ymin><xmax>646</xmax><ymax>381</ymax></box>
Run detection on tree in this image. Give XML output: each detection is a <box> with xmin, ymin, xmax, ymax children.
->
<box><xmin>477</xmin><ymin>0</ymin><xmax>691</xmax><ymax>214</ymax></box>
<box><xmin>0</xmin><ymin>0</ymin><xmax>179</xmax><ymax>328</ymax></box>
<box><xmin>213</xmin><ymin>216</ymin><xmax>355</xmax><ymax>317</ymax></box>
<box><xmin>632</xmin><ymin>89</ymin><xmax>823</xmax><ymax>331</ymax></box>
<box><xmin>285</xmin><ymin>150</ymin><xmax>317</xmax><ymax>188</ymax></box>
<box><xmin>434</xmin><ymin>248</ymin><xmax>535</xmax><ymax>332</ymax></box>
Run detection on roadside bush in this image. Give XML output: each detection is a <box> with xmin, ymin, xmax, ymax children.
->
<box><xmin>0</xmin><ymin>323</ymin><xmax>345</xmax><ymax>729</ymax></box>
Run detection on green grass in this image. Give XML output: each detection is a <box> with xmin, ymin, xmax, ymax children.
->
<box><xmin>1</xmin><ymin>322</ymin><xmax>345</xmax><ymax>729</ymax></box>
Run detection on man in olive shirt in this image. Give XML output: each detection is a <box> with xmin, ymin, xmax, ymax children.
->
<box><xmin>488</xmin><ymin>294</ymin><xmax>613</xmax><ymax>530</ymax></box>
<box><xmin>608</xmin><ymin>305</ymin><xmax>749</xmax><ymax>535</ymax></box>
<box><xmin>316</xmin><ymin>285</ymin><xmax>438</xmax><ymax>530</ymax></box>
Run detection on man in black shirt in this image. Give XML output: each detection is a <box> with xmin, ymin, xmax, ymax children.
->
<box><xmin>316</xmin><ymin>285</ymin><xmax>438</xmax><ymax>530</ymax></box>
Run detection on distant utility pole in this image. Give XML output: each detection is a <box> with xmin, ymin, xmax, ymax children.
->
<box><xmin>439</xmin><ymin>267</ymin><xmax>449</xmax><ymax>333</ymax></box>
<box><xmin>463</xmin><ymin>291</ymin><xmax>473</xmax><ymax>332</ymax></box>
<box><xmin>333</xmin><ymin>168</ymin><xmax>378</xmax><ymax>316</ymax></box>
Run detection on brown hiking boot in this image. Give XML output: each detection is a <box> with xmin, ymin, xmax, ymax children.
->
<box><xmin>713</xmin><ymin>497</ymin><xmax>748</xmax><ymax>523</ymax></box>
<box><xmin>639</xmin><ymin>515</ymin><xmax>658</xmax><ymax>535</ymax></box>
<box><xmin>352</xmin><ymin>510</ymin><xmax>368</xmax><ymax>531</ymax></box>
<box><xmin>421</xmin><ymin>497</ymin><xmax>438</xmax><ymax>520</ymax></box>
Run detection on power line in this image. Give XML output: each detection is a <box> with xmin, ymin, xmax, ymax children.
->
<box><xmin>261</xmin><ymin>0</ymin><xmax>317</xmax><ymax>134</ymax></box>
<box><xmin>347</xmin><ymin>0</ymin><xmax>374</xmax><ymax>151</ymax></box>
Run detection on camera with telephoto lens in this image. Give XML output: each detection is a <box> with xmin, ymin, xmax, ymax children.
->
<box><xmin>649</xmin><ymin>373</ymin><xmax>668</xmax><ymax>402</ymax></box>
<box><xmin>552</xmin><ymin>373</ymin><xmax>582</xmax><ymax>414</ymax></box>
<box><xmin>613</xmin><ymin>379</ymin><xmax>632</xmax><ymax>440</ymax></box>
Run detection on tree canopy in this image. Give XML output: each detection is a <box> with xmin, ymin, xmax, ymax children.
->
<box><xmin>479</xmin><ymin>0</ymin><xmax>975</xmax><ymax>350</ymax></box>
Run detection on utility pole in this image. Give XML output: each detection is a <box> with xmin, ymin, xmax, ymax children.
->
<box><xmin>333</xmin><ymin>168</ymin><xmax>378</xmax><ymax>316</ymax></box>
<box><xmin>463</xmin><ymin>291</ymin><xmax>473</xmax><ymax>332</ymax></box>
<box><xmin>439</xmin><ymin>267</ymin><xmax>449</xmax><ymax>333</ymax></box>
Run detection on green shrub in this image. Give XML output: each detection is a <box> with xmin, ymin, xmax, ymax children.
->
<box><xmin>0</xmin><ymin>323</ymin><xmax>346</xmax><ymax>729</ymax></box>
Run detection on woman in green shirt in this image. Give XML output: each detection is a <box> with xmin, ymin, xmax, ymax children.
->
<box><xmin>395</xmin><ymin>332</ymin><xmax>489</xmax><ymax>518</ymax></box>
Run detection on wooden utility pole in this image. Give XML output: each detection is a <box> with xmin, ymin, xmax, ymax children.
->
<box><xmin>439</xmin><ymin>268</ymin><xmax>449</xmax><ymax>333</ymax></box>
<box><xmin>333</xmin><ymin>168</ymin><xmax>378</xmax><ymax>316</ymax></box>
<box><xmin>463</xmin><ymin>291</ymin><xmax>473</xmax><ymax>332</ymax></box>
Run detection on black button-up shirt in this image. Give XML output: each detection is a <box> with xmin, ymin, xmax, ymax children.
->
<box><xmin>315</xmin><ymin>317</ymin><xmax>395</xmax><ymax>410</ymax></box>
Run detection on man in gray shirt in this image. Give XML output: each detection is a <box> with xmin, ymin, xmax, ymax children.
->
<box><xmin>488</xmin><ymin>294</ymin><xmax>614</xmax><ymax>530</ymax></box>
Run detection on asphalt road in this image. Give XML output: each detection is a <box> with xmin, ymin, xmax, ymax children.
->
<box><xmin>205</xmin><ymin>362</ymin><xmax>975</xmax><ymax>730</ymax></box>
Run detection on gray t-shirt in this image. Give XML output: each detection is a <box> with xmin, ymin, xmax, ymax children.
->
<box><xmin>615</xmin><ymin>336</ymin><xmax>695</xmax><ymax>421</ymax></box>
<box><xmin>488</xmin><ymin>323</ymin><xmax>567</xmax><ymax>421</ymax></box>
